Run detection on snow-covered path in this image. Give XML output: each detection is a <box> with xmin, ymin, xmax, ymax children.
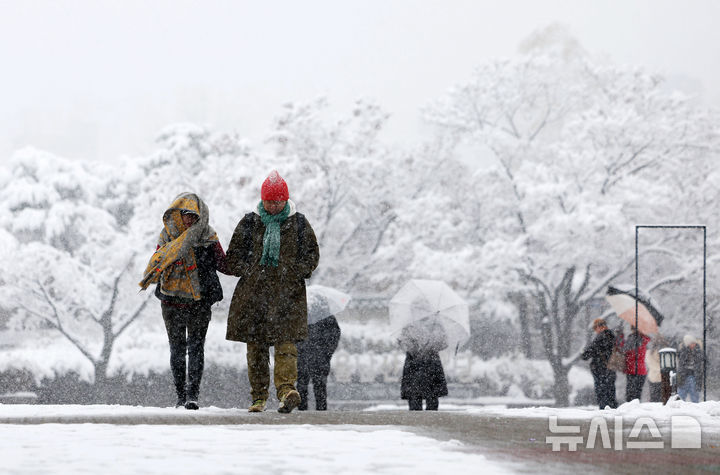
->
<box><xmin>1</xmin><ymin>423</ymin><xmax>513</xmax><ymax>475</ymax></box>
<box><xmin>0</xmin><ymin>405</ymin><xmax>523</xmax><ymax>475</ymax></box>
<box><xmin>1</xmin><ymin>402</ymin><xmax>720</xmax><ymax>474</ymax></box>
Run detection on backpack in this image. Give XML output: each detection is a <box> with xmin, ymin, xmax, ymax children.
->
<box><xmin>606</xmin><ymin>333</ymin><xmax>625</xmax><ymax>372</ymax></box>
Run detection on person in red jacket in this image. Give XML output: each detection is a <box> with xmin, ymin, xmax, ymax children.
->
<box><xmin>619</xmin><ymin>325</ymin><xmax>651</xmax><ymax>402</ymax></box>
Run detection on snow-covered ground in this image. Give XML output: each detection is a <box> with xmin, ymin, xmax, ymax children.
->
<box><xmin>0</xmin><ymin>403</ymin><xmax>516</xmax><ymax>475</ymax></box>
<box><xmin>369</xmin><ymin>398</ymin><xmax>720</xmax><ymax>435</ymax></box>
<box><xmin>1</xmin><ymin>400</ymin><xmax>719</xmax><ymax>474</ymax></box>
<box><xmin>369</xmin><ymin>398</ymin><xmax>720</xmax><ymax>424</ymax></box>
<box><xmin>2</xmin><ymin>424</ymin><xmax>518</xmax><ymax>475</ymax></box>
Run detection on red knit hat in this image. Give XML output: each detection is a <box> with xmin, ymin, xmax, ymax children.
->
<box><xmin>261</xmin><ymin>170</ymin><xmax>289</xmax><ymax>201</ymax></box>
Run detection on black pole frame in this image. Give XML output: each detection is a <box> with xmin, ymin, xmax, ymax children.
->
<box><xmin>636</xmin><ymin>225</ymin><xmax>707</xmax><ymax>402</ymax></box>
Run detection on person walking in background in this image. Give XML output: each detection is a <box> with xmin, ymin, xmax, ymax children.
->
<box><xmin>620</xmin><ymin>325</ymin><xmax>650</xmax><ymax>402</ymax></box>
<box><xmin>139</xmin><ymin>192</ymin><xmax>231</xmax><ymax>410</ymax></box>
<box><xmin>645</xmin><ymin>336</ymin><xmax>667</xmax><ymax>403</ymax></box>
<box><xmin>399</xmin><ymin>318</ymin><xmax>448</xmax><ymax>411</ymax></box>
<box><xmin>225</xmin><ymin>171</ymin><xmax>319</xmax><ymax>413</ymax></box>
<box><xmin>296</xmin><ymin>302</ymin><xmax>341</xmax><ymax>411</ymax></box>
<box><xmin>581</xmin><ymin>318</ymin><xmax>618</xmax><ymax>409</ymax></box>
<box><xmin>677</xmin><ymin>334</ymin><xmax>703</xmax><ymax>403</ymax></box>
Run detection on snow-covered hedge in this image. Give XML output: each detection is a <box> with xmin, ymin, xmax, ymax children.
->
<box><xmin>1</xmin><ymin>319</ymin><xmax>594</xmax><ymax>401</ymax></box>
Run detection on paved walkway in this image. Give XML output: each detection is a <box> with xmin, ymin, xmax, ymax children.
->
<box><xmin>1</xmin><ymin>409</ymin><xmax>718</xmax><ymax>474</ymax></box>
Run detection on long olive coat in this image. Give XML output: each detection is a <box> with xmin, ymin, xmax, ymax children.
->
<box><xmin>225</xmin><ymin>208</ymin><xmax>319</xmax><ymax>344</ymax></box>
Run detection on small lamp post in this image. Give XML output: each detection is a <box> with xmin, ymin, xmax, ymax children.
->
<box><xmin>659</xmin><ymin>348</ymin><xmax>677</xmax><ymax>404</ymax></box>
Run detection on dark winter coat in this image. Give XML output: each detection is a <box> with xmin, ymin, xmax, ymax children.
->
<box><xmin>155</xmin><ymin>241</ymin><xmax>230</xmax><ymax>306</ymax></box>
<box><xmin>401</xmin><ymin>351</ymin><xmax>448</xmax><ymax>400</ymax></box>
<box><xmin>297</xmin><ymin>315</ymin><xmax>341</xmax><ymax>378</ymax></box>
<box><xmin>677</xmin><ymin>345</ymin><xmax>704</xmax><ymax>388</ymax></box>
<box><xmin>581</xmin><ymin>329</ymin><xmax>615</xmax><ymax>375</ymax></box>
<box><xmin>225</xmin><ymin>208</ymin><xmax>319</xmax><ymax>344</ymax></box>
<box><xmin>399</xmin><ymin>322</ymin><xmax>448</xmax><ymax>399</ymax></box>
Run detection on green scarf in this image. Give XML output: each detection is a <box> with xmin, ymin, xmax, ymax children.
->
<box><xmin>257</xmin><ymin>201</ymin><xmax>291</xmax><ymax>267</ymax></box>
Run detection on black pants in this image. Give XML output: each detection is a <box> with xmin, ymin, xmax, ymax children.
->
<box><xmin>626</xmin><ymin>374</ymin><xmax>646</xmax><ymax>402</ymax></box>
<box><xmin>161</xmin><ymin>302</ymin><xmax>211</xmax><ymax>402</ymax></box>
<box><xmin>592</xmin><ymin>369</ymin><xmax>617</xmax><ymax>409</ymax></box>
<box><xmin>297</xmin><ymin>372</ymin><xmax>328</xmax><ymax>410</ymax></box>
<box><xmin>408</xmin><ymin>397</ymin><xmax>439</xmax><ymax>411</ymax></box>
<box><xmin>648</xmin><ymin>382</ymin><xmax>662</xmax><ymax>402</ymax></box>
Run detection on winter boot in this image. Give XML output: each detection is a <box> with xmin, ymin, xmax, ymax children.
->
<box><xmin>175</xmin><ymin>397</ymin><xmax>186</xmax><ymax>409</ymax></box>
<box><xmin>278</xmin><ymin>390</ymin><xmax>301</xmax><ymax>414</ymax></box>
<box><xmin>248</xmin><ymin>399</ymin><xmax>267</xmax><ymax>413</ymax></box>
<box><xmin>185</xmin><ymin>401</ymin><xmax>199</xmax><ymax>410</ymax></box>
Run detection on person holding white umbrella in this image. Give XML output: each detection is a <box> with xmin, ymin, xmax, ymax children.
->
<box><xmin>399</xmin><ymin>317</ymin><xmax>449</xmax><ymax>410</ymax></box>
<box><xmin>390</xmin><ymin>279</ymin><xmax>470</xmax><ymax>411</ymax></box>
<box><xmin>297</xmin><ymin>285</ymin><xmax>349</xmax><ymax>410</ymax></box>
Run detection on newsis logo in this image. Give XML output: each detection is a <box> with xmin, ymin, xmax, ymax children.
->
<box><xmin>546</xmin><ymin>415</ymin><xmax>702</xmax><ymax>451</ymax></box>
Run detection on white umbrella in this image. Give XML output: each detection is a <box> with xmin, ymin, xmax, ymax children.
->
<box><xmin>389</xmin><ymin>279</ymin><xmax>470</xmax><ymax>356</ymax></box>
<box><xmin>306</xmin><ymin>285</ymin><xmax>351</xmax><ymax>324</ymax></box>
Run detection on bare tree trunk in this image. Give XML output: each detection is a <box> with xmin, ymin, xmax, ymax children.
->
<box><xmin>532</xmin><ymin>266</ymin><xmax>587</xmax><ymax>407</ymax></box>
<box><xmin>510</xmin><ymin>291</ymin><xmax>533</xmax><ymax>358</ymax></box>
<box><xmin>518</xmin><ymin>297</ymin><xmax>533</xmax><ymax>358</ymax></box>
<box><xmin>93</xmin><ymin>326</ymin><xmax>115</xmax><ymax>394</ymax></box>
<box><xmin>540</xmin><ymin>312</ymin><xmax>572</xmax><ymax>407</ymax></box>
<box><xmin>552</xmin><ymin>366</ymin><xmax>571</xmax><ymax>407</ymax></box>
<box><xmin>94</xmin><ymin>361</ymin><xmax>109</xmax><ymax>386</ymax></box>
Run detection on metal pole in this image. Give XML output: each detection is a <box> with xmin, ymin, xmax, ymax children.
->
<box><xmin>635</xmin><ymin>226</ymin><xmax>639</xmax><ymax>375</ymax></box>
<box><xmin>703</xmin><ymin>226</ymin><xmax>707</xmax><ymax>402</ymax></box>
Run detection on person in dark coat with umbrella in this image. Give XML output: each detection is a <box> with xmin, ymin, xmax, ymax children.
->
<box><xmin>581</xmin><ymin>318</ymin><xmax>618</xmax><ymax>409</ymax></box>
<box><xmin>296</xmin><ymin>300</ymin><xmax>341</xmax><ymax>411</ymax></box>
<box><xmin>399</xmin><ymin>317</ymin><xmax>448</xmax><ymax>411</ymax></box>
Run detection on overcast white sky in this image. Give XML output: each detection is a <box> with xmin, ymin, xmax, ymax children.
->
<box><xmin>1</xmin><ymin>0</ymin><xmax>719</xmax><ymax>162</ymax></box>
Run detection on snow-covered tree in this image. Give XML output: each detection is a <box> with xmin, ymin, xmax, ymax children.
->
<box><xmin>0</xmin><ymin>150</ymin><xmax>152</xmax><ymax>386</ymax></box>
<box><xmin>424</xmin><ymin>38</ymin><xmax>720</xmax><ymax>404</ymax></box>
<box><xmin>266</xmin><ymin>98</ymin><xmax>404</xmax><ymax>293</ymax></box>
<box><xmin>130</xmin><ymin>123</ymin><xmax>258</xmax><ymax>242</ymax></box>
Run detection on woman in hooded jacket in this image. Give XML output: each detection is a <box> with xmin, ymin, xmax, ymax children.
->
<box><xmin>140</xmin><ymin>192</ymin><xmax>231</xmax><ymax>410</ymax></box>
